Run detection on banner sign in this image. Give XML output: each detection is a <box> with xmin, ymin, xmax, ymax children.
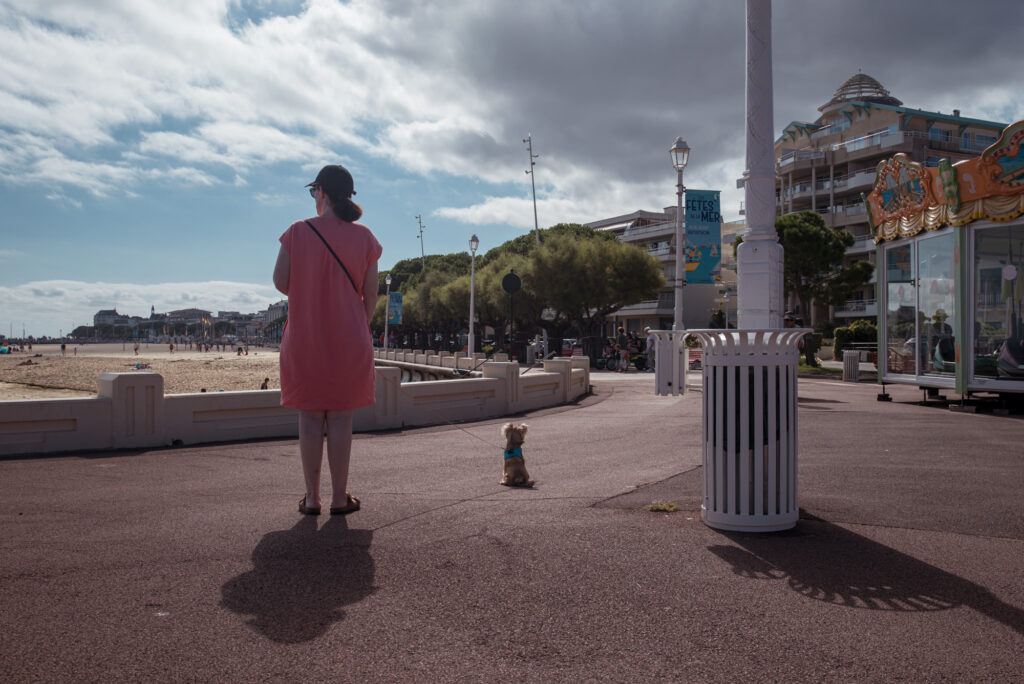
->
<box><xmin>387</xmin><ymin>291</ymin><xmax>403</xmax><ymax>325</ymax></box>
<box><xmin>684</xmin><ymin>189</ymin><xmax>722</xmax><ymax>284</ymax></box>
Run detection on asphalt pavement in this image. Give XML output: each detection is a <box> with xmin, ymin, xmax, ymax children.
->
<box><xmin>2</xmin><ymin>370</ymin><xmax>1022</xmax><ymax>681</ymax></box>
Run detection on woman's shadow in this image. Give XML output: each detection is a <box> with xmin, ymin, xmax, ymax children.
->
<box><xmin>707</xmin><ymin>514</ymin><xmax>1024</xmax><ymax>635</ymax></box>
<box><xmin>221</xmin><ymin>516</ymin><xmax>376</xmax><ymax>643</ymax></box>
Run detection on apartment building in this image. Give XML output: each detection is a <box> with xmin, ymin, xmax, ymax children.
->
<box><xmin>585</xmin><ymin>207</ymin><xmax>742</xmax><ymax>332</ymax></box>
<box><xmin>774</xmin><ymin>73</ymin><xmax>1007</xmax><ymax>324</ymax></box>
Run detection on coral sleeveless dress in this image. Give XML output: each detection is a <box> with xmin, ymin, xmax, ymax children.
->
<box><xmin>279</xmin><ymin>217</ymin><xmax>382</xmax><ymax>411</ymax></box>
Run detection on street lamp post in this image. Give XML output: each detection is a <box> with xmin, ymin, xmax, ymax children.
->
<box><xmin>670</xmin><ymin>137</ymin><xmax>690</xmax><ymax>330</ymax></box>
<box><xmin>383</xmin><ymin>274</ymin><xmax>393</xmax><ymax>352</ymax></box>
<box><xmin>468</xmin><ymin>234</ymin><xmax>479</xmax><ymax>355</ymax></box>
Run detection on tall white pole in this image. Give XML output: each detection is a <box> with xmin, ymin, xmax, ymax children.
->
<box><xmin>383</xmin><ymin>277</ymin><xmax>391</xmax><ymax>352</ymax></box>
<box><xmin>468</xmin><ymin>238</ymin><xmax>478</xmax><ymax>355</ymax></box>
<box><xmin>737</xmin><ymin>0</ymin><xmax>783</xmax><ymax>329</ymax></box>
<box><xmin>673</xmin><ymin>166</ymin><xmax>686</xmax><ymax>330</ymax></box>
<box><xmin>524</xmin><ymin>134</ymin><xmax>540</xmax><ymax>245</ymax></box>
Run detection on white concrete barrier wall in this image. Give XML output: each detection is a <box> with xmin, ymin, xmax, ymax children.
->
<box><xmin>165</xmin><ymin>391</ymin><xmax>298</xmax><ymax>445</ymax></box>
<box><xmin>0</xmin><ymin>360</ymin><xmax>591</xmax><ymax>457</ymax></box>
<box><xmin>0</xmin><ymin>396</ymin><xmax>114</xmax><ymax>454</ymax></box>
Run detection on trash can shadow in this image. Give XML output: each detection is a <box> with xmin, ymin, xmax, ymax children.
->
<box><xmin>707</xmin><ymin>515</ymin><xmax>1024</xmax><ymax>634</ymax></box>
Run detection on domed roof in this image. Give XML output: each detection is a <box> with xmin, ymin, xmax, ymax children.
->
<box><xmin>819</xmin><ymin>73</ymin><xmax>903</xmax><ymax>112</ymax></box>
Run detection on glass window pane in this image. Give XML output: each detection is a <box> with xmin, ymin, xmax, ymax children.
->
<box><xmin>886</xmin><ymin>244</ymin><xmax>917</xmax><ymax>374</ymax></box>
<box><xmin>917</xmin><ymin>232</ymin><xmax>956</xmax><ymax>377</ymax></box>
<box><xmin>974</xmin><ymin>225</ymin><xmax>1024</xmax><ymax>382</ymax></box>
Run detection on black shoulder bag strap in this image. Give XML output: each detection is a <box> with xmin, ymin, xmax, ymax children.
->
<box><xmin>304</xmin><ymin>220</ymin><xmax>359</xmax><ymax>295</ymax></box>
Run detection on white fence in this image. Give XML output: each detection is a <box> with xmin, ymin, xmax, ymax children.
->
<box><xmin>0</xmin><ymin>358</ymin><xmax>589</xmax><ymax>457</ymax></box>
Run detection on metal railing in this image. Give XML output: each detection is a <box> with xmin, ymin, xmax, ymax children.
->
<box><xmin>621</xmin><ymin>220</ymin><xmax>676</xmax><ymax>241</ymax></box>
<box><xmin>834</xmin><ymin>298</ymin><xmax>877</xmax><ymax>313</ymax></box>
<box><xmin>778</xmin><ymin>149</ymin><xmax>825</xmax><ymax>166</ymax></box>
<box><xmin>779</xmin><ymin>127</ymin><xmax>996</xmax><ymax>169</ymax></box>
<box><xmin>781</xmin><ymin>170</ymin><xmax>876</xmax><ymax>200</ymax></box>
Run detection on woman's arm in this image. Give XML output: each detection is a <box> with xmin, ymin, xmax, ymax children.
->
<box><xmin>273</xmin><ymin>245</ymin><xmax>290</xmax><ymax>295</ymax></box>
<box><xmin>362</xmin><ymin>261</ymin><xmax>378</xmax><ymax>323</ymax></box>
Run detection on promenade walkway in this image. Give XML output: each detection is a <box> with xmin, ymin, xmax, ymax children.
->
<box><xmin>2</xmin><ymin>372</ymin><xmax>1022</xmax><ymax>681</ymax></box>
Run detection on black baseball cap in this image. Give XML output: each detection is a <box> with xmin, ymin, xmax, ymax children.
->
<box><xmin>306</xmin><ymin>164</ymin><xmax>356</xmax><ymax>198</ymax></box>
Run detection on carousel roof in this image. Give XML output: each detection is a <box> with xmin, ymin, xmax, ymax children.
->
<box><xmin>819</xmin><ymin>73</ymin><xmax>903</xmax><ymax>112</ymax></box>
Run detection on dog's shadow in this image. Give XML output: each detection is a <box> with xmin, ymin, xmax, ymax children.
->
<box><xmin>707</xmin><ymin>515</ymin><xmax>1024</xmax><ymax>635</ymax></box>
<box><xmin>221</xmin><ymin>516</ymin><xmax>376</xmax><ymax>643</ymax></box>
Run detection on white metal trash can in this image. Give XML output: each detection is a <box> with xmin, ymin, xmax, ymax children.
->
<box><xmin>842</xmin><ymin>349</ymin><xmax>860</xmax><ymax>382</ymax></box>
<box><xmin>688</xmin><ymin>330</ymin><xmax>808</xmax><ymax>533</ymax></box>
<box><xmin>650</xmin><ymin>330</ymin><xmax>689</xmax><ymax>396</ymax></box>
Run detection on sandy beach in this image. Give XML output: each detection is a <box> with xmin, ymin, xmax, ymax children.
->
<box><xmin>0</xmin><ymin>343</ymin><xmax>281</xmax><ymax>400</ymax></box>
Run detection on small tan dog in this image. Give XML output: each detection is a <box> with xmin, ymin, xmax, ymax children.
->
<box><xmin>500</xmin><ymin>422</ymin><xmax>534</xmax><ymax>487</ymax></box>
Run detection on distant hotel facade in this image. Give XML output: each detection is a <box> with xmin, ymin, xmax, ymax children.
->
<box><xmin>90</xmin><ymin>301</ymin><xmax>288</xmax><ymax>339</ymax></box>
<box><xmin>772</xmin><ymin>73</ymin><xmax>1008</xmax><ymax>325</ymax></box>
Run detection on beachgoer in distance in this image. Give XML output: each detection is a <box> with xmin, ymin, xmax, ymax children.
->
<box><xmin>273</xmin><ymin>164</ymin><xmax>381</xmax><ymax>516</ymax></box>
<box><xmin>645</xmin><ymin>326</ymin><xmax>656</xmax><ymax>373</ymax></box>
<box><xmin>260</xmin><ymin>377</ymin><xmax>269</xmax><ymax>390</ymax></box>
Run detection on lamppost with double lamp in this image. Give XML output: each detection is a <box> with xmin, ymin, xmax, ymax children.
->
<box><xmin>383</xmin><ymin>273</ymin><xmax>393</xmax><ymax>352</ymax></box>
<box><xmin>670</xmin><ymin>137</ymin><xmax>690</xmax><ymax>330</ymax></box>
<box><xmin>468</xmin><ymin>234</ymin><xmax>479</xmax><ymax>355</ymax></box>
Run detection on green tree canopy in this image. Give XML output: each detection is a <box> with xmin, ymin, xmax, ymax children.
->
<box><xmin>379</xmin><ymin>252</ymin><xmax>471</xmax><ymax>294</ymax></box>
<box><xmin>373</xmin><ymin>222</ymin><xmax>662</xmax><ymax>343</ymax></box>
<box><xmin>735</xmin><ymin>211</ymin><xmax>873</xmax><ymax>322</ymax></box>
<box><xmin>775</xmin><ymin>211</ymin><xmax>873</xmax><ymax>319</ymax></box>
<box><xmin>477</xmin><ymin>222</ymin><xmax>617</xmax><ymax>268</ymax></box>
<box><xmin>525</xmin><ymin>233</ymin><xmax>664</xmax><ymax>335</ymax></box>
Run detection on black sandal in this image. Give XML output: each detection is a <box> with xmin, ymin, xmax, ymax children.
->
<box><xmin>330</xmin><ymin>494</ymin><xmax>360</xmax><ymax>515</ymax></box>
<box><xmin>298</xmin><ymin>497</ymin><xmax>321</xmax><ymax>515</ymax></box>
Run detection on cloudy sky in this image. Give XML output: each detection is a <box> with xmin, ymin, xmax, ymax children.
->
<box><xmin>2</xmin><ymin>0</ymin><xmax>1022</xmax><ymax>338</ymax></box>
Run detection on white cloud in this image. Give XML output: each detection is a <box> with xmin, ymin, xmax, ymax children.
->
<box><xmin>1</xmin><ymin>279</ymin><xmax>282</xmax><ymax>338</ymax></box>
<box><xmin>1</xmin><ymin>0</ymin><xmax>1022</xmax><ymax>221</ymax></box>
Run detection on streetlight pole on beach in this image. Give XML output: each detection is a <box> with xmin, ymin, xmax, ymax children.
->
<box><xmin>416</xmin><ymin>215</ymin><xmax>426</xmax><ymax>270</ymax></box>
<box><xmin>468</xmin><ymin>234</ymin><xmax>479</xmax><ymax>355</ymax></box>
<box><xmin>523</xmin><ymin>134</ymin><xmax>540</xmax><ymax>246</ymax></box>
<box><xmin>670</xmin><ymin>137</ymin><xmax>690</xmax><ymax>330</ymax></box>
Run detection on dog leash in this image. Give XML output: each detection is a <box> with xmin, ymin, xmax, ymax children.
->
<box><xmin>374</xmin><ymin>368</ymin><xmax>507</xmax><ymax>451</ymax></box>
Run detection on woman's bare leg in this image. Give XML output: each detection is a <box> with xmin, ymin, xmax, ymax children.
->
<box><xmin>298</xmin><ymin>410</ymin><xmax>326</xmax><ymax>508</ymax></box>
<box><xmin>325</xmin><ymin>409</ymin><xmax>355</xmax><ymax>508</ymax></box>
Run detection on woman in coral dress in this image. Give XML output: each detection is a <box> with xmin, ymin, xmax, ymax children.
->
<box><xmin>273</xmin><ymin>165</ymin><xmax>381</xmax><ymax>516</ymax></box>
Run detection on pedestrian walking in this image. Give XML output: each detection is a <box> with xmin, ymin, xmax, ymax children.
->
<box><xmin>274</xmin><ymin>164</ymin><xmax>381</xmax><ymax>516</ymax></box>
<box><xmin>616</xmin><ymin>326</ymin><xmax>629</xmax><ymax>372</ymax></box>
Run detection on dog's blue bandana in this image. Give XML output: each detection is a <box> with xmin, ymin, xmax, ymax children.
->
<box><xmin>504</xmin><ymin>447</ymin><xmax>523</xmax><ymax>460</ymax></box>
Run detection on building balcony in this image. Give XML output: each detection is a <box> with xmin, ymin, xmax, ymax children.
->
<box><xmin>620</xmin><ymin>221</ymin><xmax>675</xmax><ymax>242</ymax></box>
<box><xmin>782</xmin><ymin>128</ymin><xmax>991</xmax><ymax>174</ymax></box>
<box><xmin>834</xmin><ymin>299</ymin><xmax>878</xmax><ymax>318</ymax></box>
<box><xmin>846</xmin><ymin>236</ymin><xmax>876</xmax><ymax>255</ymax></box>
<box><xmin>778</xmin><ymin>149</ymin><xmax>825</xmax><ymax>167</ymax></box>
<box><xmin>616</xmin><ymin>294</ymin><xmax>675</xmax><ymax>317</ymax></box>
